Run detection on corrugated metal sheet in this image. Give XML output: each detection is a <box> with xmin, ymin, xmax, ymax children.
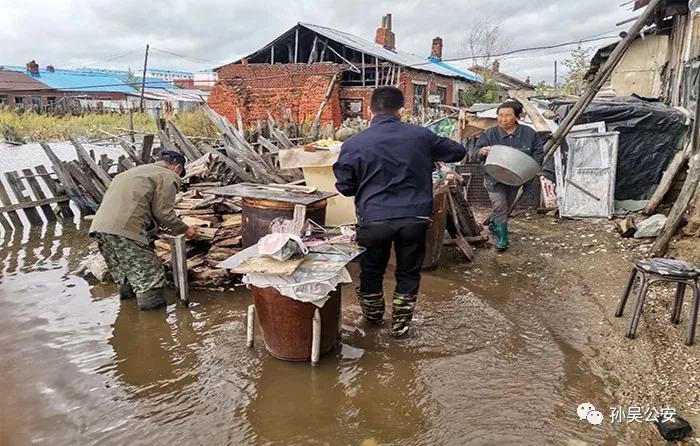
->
<box><xmin>300</xmin><ymin>23</ymin><xmax>481</xmax><ymax>82</ymax></box>
<box><xmin>0</xmin><ymin>70</ymin><xmax>51</xmax><ymax>91</ymax></box>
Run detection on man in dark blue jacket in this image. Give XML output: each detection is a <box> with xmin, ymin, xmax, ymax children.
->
<box><xmin>333</xmin><ymin>86</ymin><xmax>466</xmax><ymax>337</ymax></box>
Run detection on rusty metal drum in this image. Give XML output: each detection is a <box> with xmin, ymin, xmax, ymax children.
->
<box><xmin>251</xmin><ymin>285</ymin><xmax>341</xmax><ymax>361</ymax></box>
<box><xmin>241</xmin><ymin>198</ymin><xmax>327</xmax><ymax>248</ymax></box>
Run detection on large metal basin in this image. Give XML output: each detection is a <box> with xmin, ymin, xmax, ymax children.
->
<box><xmin>484</xmin><ymin>145</ymin><xmax>540</xmax><ymax>186</ymax></box>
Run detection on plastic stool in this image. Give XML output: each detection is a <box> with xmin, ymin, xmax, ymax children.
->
<box><xmin>615</xmin><ymin>258</ymin><xmax>700</xmax><ymax>345</ymax></box>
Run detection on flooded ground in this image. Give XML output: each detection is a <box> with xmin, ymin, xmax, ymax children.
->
<box><xmin>3</xmin><ymin>213</ymin><xmax>698</xmax><ymax>446</ymax></box>
<box><xmin>1</xmin><ymin>142</ymin><xmax>699</xmax><ymax>445</ymax></box>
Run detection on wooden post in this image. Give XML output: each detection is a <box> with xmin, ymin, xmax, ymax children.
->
<box><xmin>40</xmin><ymin>143</ymin><xmax>89</xmax><ymax>212</ymax></box>
<box><xmin>128</xmin><ymin>108</ymin><xmax>135</xmax><ymax>144</ymax></box>
<box><xmin>139</xmin><ymin>44</ymin><xmax>150</xmax><ymax>112</ymax></box>
<box><xmin>307</xmin><ymin>36</ymin><xmax>318</xmax><ymax>64</ymax></box>
<box><xmin>171</xmin><ymin>234</ymin><xmax>189</xmax><ymax>306</ymax></box>
<box><xmin>246</xmin><ymin>304</ymin><xmax>255</xmax><ymax>348</ymax></box>
<box><xmin>271</xmin><ymin>45</ymin><xmax>275</xmax><ymax>64</ymax></box>
<box><xmin>311</xmin><ymin>308</ymin><xmax>321</xmax><ymax>366</ymax></box>
<box><xmin>64</xmin><ymin>161</ymin><xmax>104</xmax><ymax>203</ymax></box>
<box><xmin>140</xmin><ymin>134</ymin><xmax>154</xmax><ymax>164</ymax></box>
<box><xmin>361</xmin><ymin>53</ymin><xmax>366</xmax><ymax>87</ymax></box>
<box><xmin>118</xmin><ymin>141</ymin><xmax>142</xmax><ymax>165</ymax></box>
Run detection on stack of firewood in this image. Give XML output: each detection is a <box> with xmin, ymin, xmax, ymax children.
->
<box><xmin>154</xmin><ymin>187</ymin><xmax>243</xmax><ymax>289</ymax></box>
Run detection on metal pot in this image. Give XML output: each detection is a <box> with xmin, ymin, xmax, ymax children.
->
<box><xmin>484</xmin><ymin>145</ymin><xmax>540</xmax><ymax>186</ymax></box>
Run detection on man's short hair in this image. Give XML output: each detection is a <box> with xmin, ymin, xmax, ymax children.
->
<box><xmin>497</xmin><ymin>100</ymin><xmax>524</xmax><ymax>118</ymax></box>
<box><xmin>370</xmin><ymin>86</ymin><xmax>405</xmax><ymax>115</ymax></box>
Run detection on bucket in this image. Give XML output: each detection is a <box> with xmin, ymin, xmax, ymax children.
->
<box><xmin>241</xmin><ymin>198</ymin><xmax>327</xmax><ymax>248</ymax></box>
<box><xmin>252</xmin><ymin>285</ymin><xmax>341</xmax><ymax>361</ymax></box>
<box><xmin>484</xmin><ymin>145</ymin><xmax>540</xmax><ymax>186</ymax></box>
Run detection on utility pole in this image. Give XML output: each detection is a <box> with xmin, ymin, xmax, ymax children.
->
<box><xmin>139</xmin><ymin>44</ymin><xmax>150</xmax><ymax>113</ymax></box>
<box><xmin>554</xmin><ymin>60</ymin><xmax>558</xmax><ymax>88</ymax></box>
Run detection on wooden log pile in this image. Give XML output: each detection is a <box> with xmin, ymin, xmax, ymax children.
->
<box><xmin>154</xmin><ymin>187</ymin><xmax>244</xmax><ymax>289</ymax></box>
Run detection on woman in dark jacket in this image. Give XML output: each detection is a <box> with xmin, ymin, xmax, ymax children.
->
<box><xmin>475</xmin><ymin>100</ymin><xmax>543</xmax><ymax>250</ymax></box>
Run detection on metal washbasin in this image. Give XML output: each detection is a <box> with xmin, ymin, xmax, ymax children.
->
<box><xmin>484</xmin><ymin>145</ymin><xmax>540</xmax><ymax>186</ymax></box>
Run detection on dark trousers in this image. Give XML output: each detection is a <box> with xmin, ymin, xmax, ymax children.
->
<box><xmin>357</xmin><ymin>217</ymin><xmax>429</xmax><ymax>295</ymax></box>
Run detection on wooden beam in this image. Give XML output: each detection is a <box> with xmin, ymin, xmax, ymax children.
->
<box><xmin>307</xmin><ymin>36</ymin><xmax>318</xmax><ymax>64</ymax></box>
<box><xmin>294</xmin><ymin>28</ymin><xmax>299</xmax><ymax>63</ymax></box>
<box><xmin>540</xmin><ymin>0</ymin><xmax>664</xmax><ymax>165</ymax></box>
<box><xmin>21</xmin><ymin>168</ymin><xmax>57</xmax><ymax>221</ymax></box>
<box><xmin>0</xmin><ymin>195</ymin><xmax>69</xmax><ymax>214</ymax></box>
<box><xmin>311</xmin><ymin>73</ymin><xmax>338</xmax><ymax>140</ymax></box>
<box><xmin>40</xmin><ymin>143</ymin><xmax>90</xmax><ymax>212</ymax></box>
<box><xmin>361</xmin><ymin>52</ymin><xmax>366</xmax><ymax>87</ymax></box>
<box><xmin>70</xmin><ymin>137</ymin><xmax>112</xmax><ymax>188</ymax></box>
<box><xmin>509</xmin><ymin>90</ymin><xmax>551</xmax><ymax>134</ymax></box>
<box><xmin>644</xmin><ymin>142</ymin><xmax>691</xmax><ymax>215</ymax></box>
<box><xmin>271</xmin><ymin>45</ymin><xmax>275</xmax><ymax>64</ymax></box>
<box><xmin>64</xmin><ymin>161</ymin><xmax>103</xmax><ymax>204</ymax></box>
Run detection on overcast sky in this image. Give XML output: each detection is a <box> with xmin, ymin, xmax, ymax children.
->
<box><xmin>0</xmin><ymin>0</ymin><xmax>634</xmax><ymax>83</ymax></box>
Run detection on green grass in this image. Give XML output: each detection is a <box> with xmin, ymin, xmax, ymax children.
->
<box><xmin>0</xmin><ymin>108</ymin><xmax>219</xmax><ymax>142</ymax></box>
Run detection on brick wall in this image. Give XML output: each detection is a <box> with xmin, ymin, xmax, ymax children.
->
<box><xmin>208</xmin><ymin>63</ymin><xmax>342</xmax><ymax>127</ymax></box>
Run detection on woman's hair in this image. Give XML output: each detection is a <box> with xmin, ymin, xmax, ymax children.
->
<box><xmin>497</xmin><ymin>100</ymin><xmax>524</xmax><ymax>118</ymax></box>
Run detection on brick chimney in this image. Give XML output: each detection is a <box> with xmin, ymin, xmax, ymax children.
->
<box><xmin>46</xmin><ymin>65</ymin><xmax>55</xmax><ymax>73</ymax></box>
<box><xmin>26</xmin><ymin>60</ymin><xmax>39</xmax><ymax>75</ymax></box>
<box><xmin>375</xmin><ymin>13</ymin><xmax>396</xmax><ymax>50</ymax></box>
<box><xmin>492</xmin><ymin>59</ymin><xmax>500</xmax><ymax>73</ymax></box>
<box><xmin>431</xmin><ymin>37</ymin><xmax>443</xmax><ymax>61</ymax></box>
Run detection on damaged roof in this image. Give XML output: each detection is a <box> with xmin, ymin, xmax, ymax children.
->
<box><xmin>0</xmin><ymin>70</ymin><xmax>52</xmax><ymax>91</ymax></box>
<box><xmin>223</xmin><ymin>22</ymin><xmax>481</xmax><ymax>83</ymax></box>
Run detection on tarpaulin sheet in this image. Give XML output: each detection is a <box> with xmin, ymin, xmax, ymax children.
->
<box><xmin>554</xmin><ymin>96</ymin><xmax>687</xmax><ymax>200</ymax></box>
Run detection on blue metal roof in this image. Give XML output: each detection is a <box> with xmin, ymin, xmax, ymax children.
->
<box><xmin>427</xmin><ymin>56</ymin><xmax>482</xmax><ymax>83</ymax></box>
<box><xmin>2</xmin><ymin>66</ymin><xmax>138</xmax><ymax>93</ymax></box>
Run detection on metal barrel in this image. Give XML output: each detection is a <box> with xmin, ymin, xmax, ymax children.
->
<box><xmin>241</xmin><ymin>197</ymin><xmax>327</xmax><ymax>248</ymax></box>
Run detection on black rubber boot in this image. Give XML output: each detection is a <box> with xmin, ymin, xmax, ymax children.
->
<box><xmin>391</xmin><ymin>292</ymin><xmax>417</xmax><ymax>337</ymax></box>
<box><xmin>136</xmin><ymin>287</ymin><xmax>166</xmax><ymax>310</ymax></box>
<box><xmin>356</xmin><ymin>287</ymin><xmax>385</xmax><ymax>325</ymax></box>
<box><xmin>119</xmin><ymin>282</ymin><xmax>136</xmax><ymax>300</ymax></box>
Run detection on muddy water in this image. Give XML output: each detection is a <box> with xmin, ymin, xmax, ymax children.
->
<box><xmin>0</xmin><ymin>220</ymin><xmax>627</xmax><ymax>446</ymax></box>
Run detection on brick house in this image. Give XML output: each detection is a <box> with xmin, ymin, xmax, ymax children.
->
<box><xmin>209</xmin><ymin>14</ymin><xmax>481</xmax><ymax>128</ymax></box>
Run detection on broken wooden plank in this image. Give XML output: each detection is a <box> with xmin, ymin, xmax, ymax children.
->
<box><xmin>170</xmin><ymin>234</ymin><xmax>189</xmax><ymax>306</ymax></box>
<box><xmin>5</xmin><ymin>171</ymin><xmax>43</xmax><ymax>225</ymax></box>
<box><xmin>0</xmin><ymin>195</ymin><xmax>70</xmax><ymax>214</ymax></box>
<box><xmin>99</xmin><ymin>154</ymin><xmax>111</xmax><ymax>175</ymax></box>
<box><xmin>311</xmin><ymin>73</ymin><xmax>338</xmax><ymax>140</ymax></box>
<box><xmin>70</xmin><ymin>137</ymin><xmax>112</xmax><ymax>188</ymax></box>
<box><xmin>119</xmin><ymin>141</ymin><xmax>142</xmax><ymax>165</ymax></box>
<box><xmin>64</xmin><ymin>161</ymin><xmax>103</xmax><ymax>204</ymax></box>
<box><xmin>40</xmin><ymin>142</ymin><xmax>88</xmax><ymax>211</ymax></box>
<box><xmin>21</xmin><ymin>168</ymin><xmax>57</xmax><ymax>222</ymax></box>
<box><xmin>167</xmin><ymin>121</ymin><xmax>202</xmax><ymax>161</ymax></box>
<box><xmin>644</xmin><ymin>142</ymin><xmax>691</xmax><ymax>215</ymax></box>
<box><xmin>509</xmin><ymin>90</ymin><xmax>552</xmax><ymax>134</ymax></box>
<box><xmin>0</xmin><ymin>177</ymin><xmax>22</xmax><ymax>227</ymax></box>
<box><xmin>35</xmin><ymin>165</ymin><xmax>73</xmax><ymax>218</ymax></box>
<box><xmin>200</xmin><ymin>145</ymin><xmax>257</xmax><ymax>183</ymax></box>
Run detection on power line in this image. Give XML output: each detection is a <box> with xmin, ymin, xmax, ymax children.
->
<box><xmin>75</xmin><ymin>50</ymin><xmax>142</xmax><ymax>68</ymax></box>
<box><xmin>151</xmin><ymin>47</ymin><xmax>213</xmax><ymax>64</ymax></box>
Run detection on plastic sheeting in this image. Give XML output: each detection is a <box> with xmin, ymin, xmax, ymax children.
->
<box><xmin>242</xmin><ymin>268</ymin><xmax>352</xmax><ymax>308</ymax></box>
<box><xmin>553</xmin><ymin>96</ymin><xmax>687</xmax><ymax>200</ymax></box>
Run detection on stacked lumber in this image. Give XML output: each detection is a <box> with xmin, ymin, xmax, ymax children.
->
<box><xmin>155</xmin><ymin>188</ymin><xmax>243</xmax><ymax>289</ymax></box>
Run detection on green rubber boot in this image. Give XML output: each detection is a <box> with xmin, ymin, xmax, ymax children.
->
<box><xmin>391</xmin><ymin>292</ymin><xmax>417</xmax><ymax>337</ymax></box>
<box><xmin>493</xmin><ymin>222</ymin><xmax>509</xmax><ymax>251</ymax></box>
<box><xmin>356</xmin><ymin>288</ymin><xmax>385</xmax><ymax>325</ymax></box>
<box><xmin>136</xmin><ymin>287</ymin><xmax>167</xmax><ymax>310</ymax></box>
<box><xmin>119</xmin><ymin>282</ymin><xmax>136</xmax><ymax>300</ymax></box>
<box><xmin>488</xmin><ymin>218</ymin><xmax>497</xmax><ymax>235</ymax></box>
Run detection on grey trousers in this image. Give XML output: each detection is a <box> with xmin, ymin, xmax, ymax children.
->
<box><xmin>486</xmin><ymin>182</ymin><xmax>519</xmax><ymax>225</ymax></box>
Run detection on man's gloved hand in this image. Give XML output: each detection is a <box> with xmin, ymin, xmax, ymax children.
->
<box><xmin>184</xmin><ymin>226</ymin><xmax>198</xmax><ymax>239</ymax></box>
